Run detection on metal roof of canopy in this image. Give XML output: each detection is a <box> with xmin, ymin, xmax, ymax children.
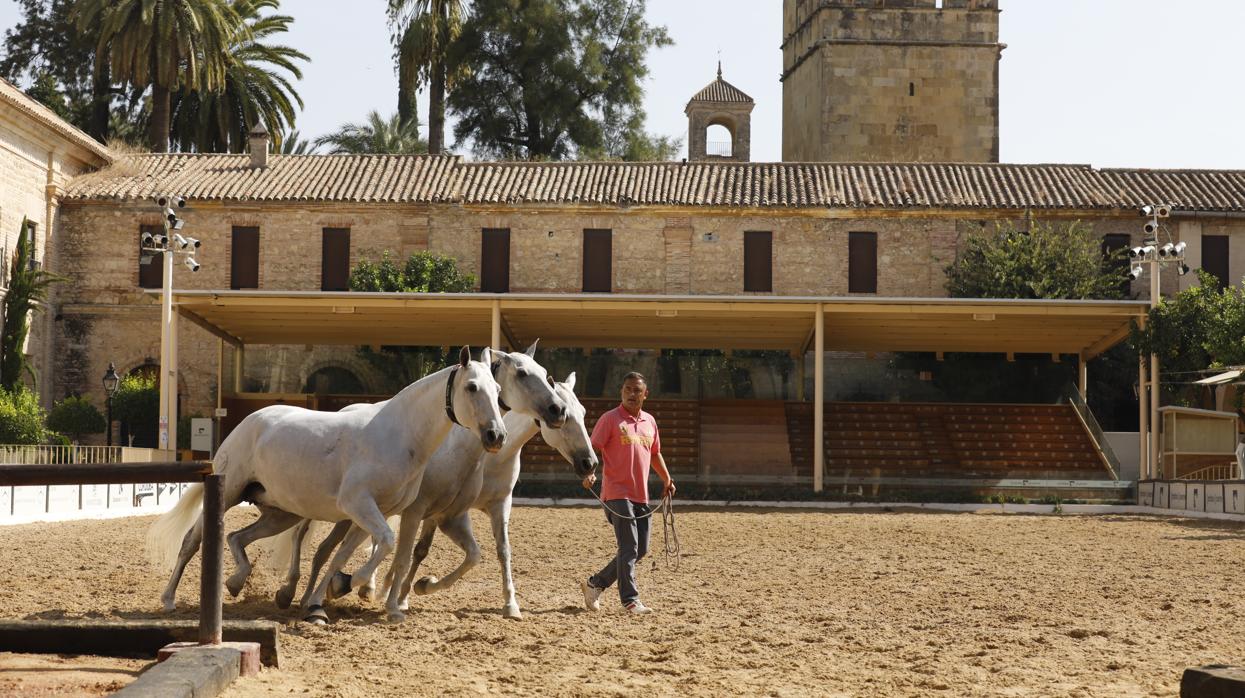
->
<box><xmin>163</xmin><ymin>291</ymin><xmax>1147</xmax><ymax>359</ymax></box>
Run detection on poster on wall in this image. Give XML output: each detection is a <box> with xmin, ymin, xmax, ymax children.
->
<box><xmin>11</xmin><ymin>486</ymin><xmax>46</xmax><ymax>515</ymax></box>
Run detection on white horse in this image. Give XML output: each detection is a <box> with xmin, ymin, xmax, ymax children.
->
<box><xmin>278</xmin><ymin>374</ymin><xmax>594</xmax><ymax>621</ymax></box>
<box><xmin>147</xmin><ymin>346</ymin><xmax>508</xmax><ymax>623</ymax></box>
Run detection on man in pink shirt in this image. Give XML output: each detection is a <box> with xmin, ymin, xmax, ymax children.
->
<box><xmin>580</xmin><ymin>372</ymin><xmax>675</xmax><ymax>614</ymax></box>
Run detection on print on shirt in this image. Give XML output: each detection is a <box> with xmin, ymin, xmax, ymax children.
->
<box><xmin>619</xmin><ymin>423</ymin><xmax>654</xmax><ymax>449</ymax></box>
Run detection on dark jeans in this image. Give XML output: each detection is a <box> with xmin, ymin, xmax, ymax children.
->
<box><xmin>589</xmin><ymin>499</ymin><xmax>651</xmax><ymax>605</ymax></box>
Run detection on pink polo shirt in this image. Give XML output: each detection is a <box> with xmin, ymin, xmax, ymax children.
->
<box><xmin>591</xmin><ymin>405</ymin><xmax>661</xmax><ymax>504</ymax></box>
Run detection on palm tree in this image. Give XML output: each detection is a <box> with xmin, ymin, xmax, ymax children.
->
<box><xmin>315</xmin><ymin>110</ymin><xmax>426</xmax><ymax>154</ymax></box>
<box><xmin>279</xmin><ymin>129</ymin><xmax>314</xmax><ymax>154</ymax></box>
<box><xmin>390</xmin><ymin>0</ymin><xmax>465</xmax><ymax>154</ymax></box>
<box><xmin>170</xmin><ymin>0</ymin><xmax>308</xmax><ymax>153</ymax></box>
<box><xmin>75</xmin><ymin>0</ymin><xmax>240</xmax><ymax>152</ymax></box>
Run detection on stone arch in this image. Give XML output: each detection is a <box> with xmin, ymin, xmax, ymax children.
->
<box><xmin>705</xmin><ymin>114</ymin><xmax>738</xmax><ymax>157</ymax></box>
<box><xmin>302</xmin><ymin>364</ymin><xmax>367</xmax><ymax>395</ymax></box>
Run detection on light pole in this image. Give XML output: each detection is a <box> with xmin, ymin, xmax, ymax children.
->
<box><xmin>141</xmin><ymin>196</ymin><xmax>200</xmax><ymax>454</ymax></box>
<box><xmin>1127</xmin><ymin>204</ymin><xmax>1190</xmax><ymax>480</ymax></box>
<box><xmin>102</xmin><ymin>362</ymin><xmax>119</xmax><ymax>447</ymax></box>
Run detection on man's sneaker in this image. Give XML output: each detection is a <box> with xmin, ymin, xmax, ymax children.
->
<box><xmin>580</xmin><ymin>580</ymin><xmax>602</xmax><ymax>611</ymax></box>
<box><xmin>624</xmin><ymin>600</ymin><xmax>653</xmax><ymax>615</ymax></box>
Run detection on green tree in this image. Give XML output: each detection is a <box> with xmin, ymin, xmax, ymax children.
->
<box><xmin>110</xmin><ymin>372</ymin><xmax>159</xmax><ymax>448</ymax></box>
<box><xmin>315</xmin><ymin>110</ymin><xmax>426</xmax><ymax>154</ymax></box>
<box><xmin>75</xmin><ymin>0</ymin><xmax>241</xmax><ymax>153</ymax></box>
<box><xmin>447</xmin><ymin>0</ymin><xmax>673</xmax><ymax>160</ymax></box>
<box><xmin>170</xmin><ymin>0</ymin><xmax>307</xmax><ymax>153</ymax></box>
<box><xmin>279</xmin><ymin>129</ymin><xmax>314</xmax><ymax>154</ymax></box>
<box><xmin>0</xmin><ymin>386</ymin><xmax>49</xmax><ymax>444</ymax></box>
<box><xmin>1</xmin><ymin>218</ymin><xmax>66</xmax><ymax>390</ymax></box>
<box><xmin>46</xmin><ymin>395</ymin><xmax>106</xmax><ymax>443</ymax></box>
<box><xmin>0</xmin><ymin>0</ymin><xmax>114</xmax><ymax>140</ymax></box>
<box><xmin>946</xmin><ymin>219</ymin><xmax>1128</xmax><ymax>300</ymax></box>
<box><xmin>390</xmin><ymin>0</ymin><xmax>465</xmax><ymax>154</ymax></box>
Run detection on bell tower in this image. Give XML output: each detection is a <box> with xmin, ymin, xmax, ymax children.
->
<box><xmin>686</xmin><ymin>64</ymin><xmax>755</xmax><ymax>162</ymax></box>
<box><xmin>781</xmin><ymin>0</ymin><xmax>1003</xmax><ymax>162</ymax></box>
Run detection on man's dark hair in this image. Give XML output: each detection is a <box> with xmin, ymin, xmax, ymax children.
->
<box><xmin>622</xmin><ymin>372</ymin><xmax>647</xmax><ymax>385</ymax></box>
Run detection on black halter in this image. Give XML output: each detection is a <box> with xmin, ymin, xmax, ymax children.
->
<box><xmin>444</xmin><ymin>365</ymin><xmax>462</xmax><ymax>426</ymax></box>
<box><xmin>491</xmin><ymin>360</ymin><xmax>511</xmax><ymax>413</ymax></box>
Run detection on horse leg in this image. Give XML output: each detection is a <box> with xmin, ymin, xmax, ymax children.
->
<box><xmin>382</xmin><ymin>507</ymin><xmax>426</xmax><ymax>622</ymax></box>
<box><xmin>397</xmin><ymin>519</ymin><xmax>438</xmax><ymax>607</ymax></box>
<box><xmin>159</xmin><ymin>520</ymin><xmax>203</xmax><ymax>612</ymax></box>
<box><xmin>305</xmin><ymin>493</ymin><xmax>394</xmax><ymax>622</ymax></box>
<box><xmin>275</xmin><ymin>519</ymin><xmax>312</xmax><ymax>609</ymax></box>
<box><xmin>298</xmin><ymin>520</ymin><xmax>351</xmax><ymax>610</ymax></box>
<box><xmin>302</xmin><ymin>525</ymin><xmax>371</xmax><ymax>624</ymax></box>
<box><xmin>226</xmin><ymin>506</ymin><xmax>302</xmax><ymax>598</ymax></box>
<box><xmin>415</xmin><ymin>513</ymin><xmax>480</xmax><ymax>597</ymax></box>
<box><xmin>488</xmin><ymin>497</ymin><xmax>521</xmax><ymax>619</ymax></box>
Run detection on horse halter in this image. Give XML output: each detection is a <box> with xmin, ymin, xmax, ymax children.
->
<box><xmin>444</xmin><ymin>365</ymin><xmax>462</xmax><ymax>427</ymax></box>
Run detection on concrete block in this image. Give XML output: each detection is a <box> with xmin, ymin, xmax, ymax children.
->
<box><xmin>1181</xmin><ymin>665</ymin><xmax>1245</xmax><ymax>697</ymax></box>
<box><xmin>1170</xmin><ymin>482</ymin><xmax>1188</xmax><ymax>509</ymax></box>
<box><xmin>114</xmin><ymin>646</ymin><xmax>240</xmax><ymax>698</ymax></box>
<box><xmin>159</xmin><ymin>641</ymin><xmax>261</xmax><ymax>677</ymax></box>
<box><xmin>1227</xmin><ymin>484</ymin><xmax>1245</xmax><ymax>515</ymax></box>
<box><xmin>0</xmin><ymin>619</ymin><xmax>280</xmax><ymax>667</ymax></box>
<box><xmin>1204</xmin><ymin>484</ymin><xmax>1225</xmax><ymax>514</ymax></box>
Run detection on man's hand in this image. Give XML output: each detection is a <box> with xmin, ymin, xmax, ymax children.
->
<box><xmin>582</xmin><ymin>471</ymin><xmax>597</xmax><ymax>490</ymax></box>
<box><xmin>663</xmin><ymin>478</ymin><xmax>676</xmax><ymax>497</ymax></box>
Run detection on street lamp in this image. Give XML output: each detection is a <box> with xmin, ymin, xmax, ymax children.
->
<box><xmin>102</xmin><ymin>362</ymin><xmax>120</xmax><ymax>447</ymax></box>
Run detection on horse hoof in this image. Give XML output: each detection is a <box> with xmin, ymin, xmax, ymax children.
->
<box><xmin>161</xmin><ymin>599</ymin><xmax>176</xmax><ymax>613</ymax></box>
<box><xmin>225</xmin><ymin>575</ymin><xmax>245</xmax><ymax>598</ymax></box>
<box><xmin>413</xmin><ymin>576</ymin><xmax>438</xmax><ymax>595</ymax></box>
<box><xmin>274</xmin><ymin>587</ymin><xmax>294</xmax><ymax>610</ymax></box>
<box><xmin>327</xmin><ymin>572</ymin><xmax>352</xmax><ymax>600</ymax></box>
<box><xmin>386</xmin><ymin>610</ymin><xmax>405</xmax><ymax>624</ymax></box>
<box><xmin>358</xmin><ymin>585</ymin><xmax>374</xmax><ymax>602</ymax></box>
<box><xmin>398</xmin><ymin>598</ymin><xmax>409</xmax><ymax>612</ymax></box>
<box><xmin>303</xmin><ymin>605</ymin><xmax>329</xmax><ymax>625</ymax></box>
<box><xmin>502</xmin><ymin>605</ymin><xmax>522</xmax><ymax>620</ymax></box>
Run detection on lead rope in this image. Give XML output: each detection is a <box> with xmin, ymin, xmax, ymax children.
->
<box><xmin>584</xmin><ymin>482</ymin><xmax>681</xmax><ymax>571</ymax></box>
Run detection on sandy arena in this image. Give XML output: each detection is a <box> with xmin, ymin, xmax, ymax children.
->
<box><xmin>0</xmin><ymin>505</ymin><xmax>1242</xmax><ymax>697</ymax></box>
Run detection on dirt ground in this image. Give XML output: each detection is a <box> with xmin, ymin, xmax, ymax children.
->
<box><xmin>0</xmin><ymin>652</ymin><xmax>149</xmax><ymax>696</ymax></box>
<box><xmin>1</xmin><ymin>506</ymin><xmax>1243</xmax><ymax>697</ymax></box>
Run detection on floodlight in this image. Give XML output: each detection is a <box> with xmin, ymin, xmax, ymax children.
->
<box><xmin>183</xmin><ymin>256</ymin><xmax>200</xmax><ymax>272</ymax></box>
<box><xmin>171</xmin><ymin>219</ymin><xmax>185</xmax><ymax>231</ymax></box>
<box><xmin>1173</xmin><ymin>241</ymin><xmax>1187</xmax><ymax>255</ymax></box>
<box><xmin>1141</xmin><ymin>245</ymin><xmax>1156</xmax><ymax>256</ymax></box>
<box><xmin>1128</xmin><ymin>266</ymin><xmax>1143</xmax><ymax>281</ymax></box>
<box><xmin>1143</xmin><ymin>221</ymin><xmax>1159</xmax><ymax>235</ymax></box>
<box><xmin>173</xmin><ymin>233</ymin><xmax>198</xmax><ymax>250</ymax></box>
<box><xmin>1156</xmin><ymin>204</ymin><xmax>1172</xmax><ymax>218</ymax></box>
<box><xmin>1159</xmin><ymin>242</ymin><xmax>1175</xmax><ymax>257</ymax></box>
<box><xmin>141</xmin><ymin>231</ymin><xmax>154</xmax><ymax>246</ymax></box>
<box><xmin>1129</xmin><ymin>246</ymin><xmax>1145</xmax><ymax>259</ymax></box>
<box><xmin>1178</xmin><ymin>263</ymin><xmax>1191</xmax><ymax>276</ymax></box>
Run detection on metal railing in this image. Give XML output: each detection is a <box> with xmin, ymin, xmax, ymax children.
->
<box><xmin>0</xmin><ymin>444</ymin><xmax>122</xmax><ymax>464</ymax></box>
<box><xmin>706</xmin><ymin>140</ymin><xmax>733</xmax><ymax>157</ymax></box>
<box><xmin>1060</xmin><ymin>384</ymin><xmax>1122</xmax><ymax>481</ymax></box>
<box><xmin>0</xmin><ymin>445</ymin><xmax>177</xmax><ymax>515</ymax></box>
<box><xmin>1176</xmin><ymin>463</ymin><xmax>1241</xmax><ymax>481</ymax></box>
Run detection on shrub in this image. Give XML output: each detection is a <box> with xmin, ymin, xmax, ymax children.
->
<box><xmin>46</xmin><ymin>395</ymin><xmax>106</xmax><ymax>443</ymax></box>
<box><xmin>0</xmin><ymin>386</ymin><xmax>49</xmax><ymax>444</ymax></box>
<box><xmin>111</xmin><ymin>373</ymin><xmax>159</xmax><ymax>447</ymax></box>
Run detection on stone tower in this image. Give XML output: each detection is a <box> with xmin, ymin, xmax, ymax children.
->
<box><xmin>781</xmin><ymin>0</ymin><xmax>1003</xmax><ymax>163</ymax></box>
<box><xmin>686</xmin><ymin>64</ymin><xmax>755</xmax><ymax>162</ymax></box>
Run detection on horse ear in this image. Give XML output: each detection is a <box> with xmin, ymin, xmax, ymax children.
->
<box><xmin>524</xmin><ymin>339</ymin><xmax>539</xmax><ymax>357</ymax></box>
<box><xmin>564</xmin><ymin>371</ymin><xmax>577</xmax><ymax>390</ymax></box>
<box><xmin>459</xmin><ymin>346</ymin><xmax>470</xmax><ymax>367</ymax></box>
<box><xmin>479</xmin><ymin>346</ymin><xmax>492</xmax><ymax>366</ymax></box>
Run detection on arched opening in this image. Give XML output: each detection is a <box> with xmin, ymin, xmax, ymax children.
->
<box><xmin>302</xmin><ymin>366</ymin><xmax>366</xmax><ymax>395</ymax></box>
<box><xmin>706</xmin><ymin>124</ymin><xmax>733</xmax><ymax>157</ymax></box>
<box><xmin>118</xmin><ymin>362</ymin><xmax>160</xmax><ymax>448</ymax></box>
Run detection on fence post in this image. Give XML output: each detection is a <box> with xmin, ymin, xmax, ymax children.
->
<box><xmin>198</xmin><ymin>473</ymin><xmax>224</xmax><ymax>645</ymax></box>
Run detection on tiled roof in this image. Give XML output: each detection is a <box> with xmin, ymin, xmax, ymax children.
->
<box><xmin>0</xmin><ymin>78</ymin><xmax>111</xmax><ymax>162</ymax></box>
<box><xmin>689</xmin><ymin>76</ymin><xmax>754</xmax><ymax>104</ymax></box>
<box><xmin>61</xmin><ymin>154</ymin><xmax>1245</xmax><ymax>212</ymax></box>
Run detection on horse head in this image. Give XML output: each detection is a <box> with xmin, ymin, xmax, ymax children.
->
<box><xmin>451</xmin><ymin>346</ymin><xmax>507</xmax><ymax>453</ymax></box>
<box><xmin>490</xmin><ymin>339</ymin><xmax>568</xmax><ymax>428</ymax></box>
<box><xmin>538</xmin><ymin>372</ymin><xmax>597</xmax><ymax>478</ymax></box>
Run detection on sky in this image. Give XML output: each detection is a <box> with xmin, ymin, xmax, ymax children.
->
<box><xmin>2</xmin><ymin>0</ymin><xmax>1243</xmax><ymax>169</ymax></box>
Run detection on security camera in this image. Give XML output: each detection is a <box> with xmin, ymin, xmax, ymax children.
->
<box><xmin>154</xmin><ymin>233</ymin><xmax>168</xmax><ymax>247</ymax></box>
<box><xmin>1156</xmin><ymin>204</ymin><xmax>1172</xmax><ymax>218</ymax></box>
<box><xmin>183</xmin><ymin>256</ymin><xmax>200</xmax><ymax>272</ymax></box>
<box><xmin>1159</xmin><ymin>242</ymin><xmax>1175</xmax><ymax>257</ymax></box>
<box><xmin>165</xmin><ymin>209</ymin><xmax>178</xmax><ymax>224</ymax></box>
<box><xmin>186</xmin><ymin>236</ymin><xmax>200</xmax><ymax>249</ymax></box>
<box><xmin>1128</xmin><ymin>266</ymin><xmax>1143</xmax><ymax>281</ymax></box>
<box><xmin>1178</xmin><ymin>263</ymin><xmax>1191</xmax><ymax>276</ymax></box>
<box><xmin>157</xmin><ymin>195</ymin><xmax>187</xmax><ymax>208</ymax></box>
<box><xmin>1141</xmin><ymin>245</ymin><xmax>1156</xmax><ymax>257</ymax></box>
<box><xmin>140</xmin><ymin>231</ymin><xmax>154</xmax><ymax>246</ymax></box>
<box><xmin>173</xmin><ymin>233</ymin><xmax>200</xmax><ymax>250</ymax></box>
<box><xmin>1129</xmin><ymin>246</ymin><xmax>1144</xmax><ymax>259</ymax></box>
<box><xmin>156</xmin><ymin>196</ymin><xmax>168</xmax><ymax>207</ymax></box>
<box><xmin>174</xmin><ymin>196</ymin><xmax>186</xmax><ymax>208</ymax></box>
<box><xmin>1139</xmin><ymin>205</ymin><xmax>1155</xmax><ymax>217</ymax></box>
<box><xmin>1173</xmin><ymin>241</ymin><xmax>1187</xmax><ymax>256</ymax></box>
<box><xmin>1143</xmin><ymin>221</ymin><xmax>1159</xmax><ymax>235</ymax></box>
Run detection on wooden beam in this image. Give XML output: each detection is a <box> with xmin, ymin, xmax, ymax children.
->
<box><xmin>814</xmin><ymin>304</ymin><xmax>824</xmax><ymax>494</ymax></box>
<box><xmin>1083</xmin><ymin>323</ymin><xmax>1134</xmax><ymax>360</ymax></box>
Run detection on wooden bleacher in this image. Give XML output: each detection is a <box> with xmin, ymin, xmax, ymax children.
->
<box><xmin>786</xmin><ymin>402</ymin><xmax>1111</xmax><ymax>479</ymax></box>
<box><xmin>522</xmin><ymin>399</ymin><xmax>701</xmax><ymax>476</ymax></box>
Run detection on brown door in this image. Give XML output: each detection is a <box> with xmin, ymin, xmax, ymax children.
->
<box><xmin>1202</xmin><ymin>235</ymin><xmax>1230</xmax><ymax>288</ymax></box>
<box><xmin>321</xmin><ymin>228</ymin><xmax>351</xmax><ymax>291</ymax></box>
<box><xmin>481</xmin><ymin>228</ymin><xmax>510</xmax><ymax>292</ymax></box>
<box><xmin>743</xmin><ymin>231</ymin><xmax>772</xmax><ymax>292</ymax></box>
<box><xmin>582</xmin><ymin>229</ymin><xmax>612</xmax><ymax>292</ymax></box>
<box><xmin>848</xmin><ymin>231</ymin><xmax>877</xmax><ymax>293</ymax></box>
<box><xmin>138</xmin><ymin>224</ymin><xmax>163</xmax><ymax>288</ymax></box>
<box><xmin>231</xmin><ymin>226</ymin><xmax>260</xmax><ymax>289</ymax></box>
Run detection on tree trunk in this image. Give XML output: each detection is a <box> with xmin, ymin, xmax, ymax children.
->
<box><xmin>397</xmin><ymin>25</ymin><xmax>419</xmax><ymax>131</ymax></box>
<box><xmin>429</xmin><ymin>60</ymin><xmax>446</xmax><ymax>155</ymax></box>
<box><xmin>148</xmin><ymin>84</ymin><xmax>171</xmax><ymax>153</ymax></box>
<box><xmin>89</xmin><ymin>64</ymin><xmax>111</xmax><ymax>143</ymax></box>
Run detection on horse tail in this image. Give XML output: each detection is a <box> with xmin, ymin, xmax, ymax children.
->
<box><xmin>146</xmin><ymin>483</ymin><xmax>204</xmax><ymax>572</ymax></box>
<box><xmin>262</xmin><ymin>520</ymin><xmax>320</xmax><ymax>573</ymax></box>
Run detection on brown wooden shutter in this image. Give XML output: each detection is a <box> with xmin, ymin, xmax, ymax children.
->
<box><xmin>743</xmin><ymin>231</ymin><xmax>773</xmax><ymax>292</ymax></box>
<box><xmin>1101</xmin><ymin>233</ymin><xmax>1132</xmax><ymax>297</ymax></box>
<box><xmin>848</xmin><ymin>231</ymin><xmax>877</xmax><ymax>293</ymax></box>
<box><xmin>321</xmin><ymin>227</ymin><xmax>351</xmax><ymax>291</ymax></box>
<box><xmin>138</xmin><ymin>224</ymin><xmax>163</xmax><ymax>288</ymax></box>
<box><xmin>582</xmin><ymin>229</ymin><xmax>612</xmax><ymax>292</ymax></box>
<box><xmin>231</xmin><ymin>226</ymin><xmax>260</xmax><ymax>289</ymax></box>
<box><xmin>480</xmin><ymin>228</ymin><xmax>510</xmax><ymax>292</ymax></box>
<box><xmin>1202</xmin><ymin>235</ymin><xmax>1230</xmax><ymax>288</ymax></box>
